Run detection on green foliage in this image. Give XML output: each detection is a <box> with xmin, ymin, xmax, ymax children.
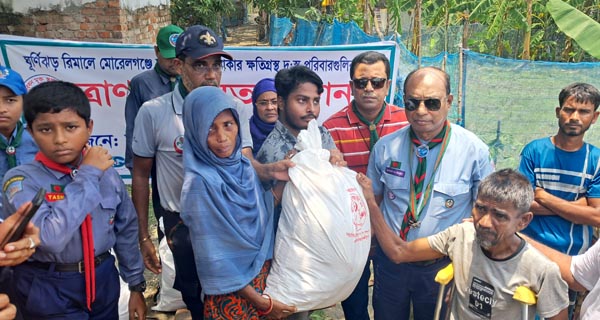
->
<box><xmin>308</xmin><ymin>310</ymin><xmax>331</xmax><ymax>320</ymax></box>
<box><xmin>329</xmin><ymin>0</ymin><xmax>363</xmax><ymax>23</ymax></box>
<box><xmin>171</xmin><ymin>0</ymin><xmax>236</xmax><ymax>30</ymax></box>
<box><xmin>388</xmin><ymin>0</ymin><xmax>600</xmax><ymax>62</ymax></box>
<box><xmin>547</xmin><ymin>0</ymin><xmax>600</xmax><ymax>59</ymax></box>
<box><xmin>248</xmin><ymin>0</ymin><xmax>363</xmax><ymax>24</ymax></box>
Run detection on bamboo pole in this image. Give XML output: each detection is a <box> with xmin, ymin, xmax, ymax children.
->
<box><xmin>411</xmin><ymin>0</ymin><xmax>422</xmax><ymax>66</ymax></box>
<box><xmin>457</xmin><ymin>11</ymin><xmax>469</xmax><ymax>126</ymax></box>
<box><xmin>363</xmin><ymin>0</ymin><xmax>370</xmax><ymax>34</ymax></box>
<box><xmin>522</xmin><ymin>0</ymin><xmax>533</xmax><ymax>59</ymax></box>
<box><xmin>443</xmin><ymin>0</ymin><xmax>449</xmax><ymax>71</ymax></box>
<box><xmin>368</xmin><ymin>3</ymin><xmax>384</xmax><ymax>39</ymax></box>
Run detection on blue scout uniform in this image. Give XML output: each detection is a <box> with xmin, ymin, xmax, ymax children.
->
<box><xmin>366</xmin><ymin>123</ymin><xmax>492</xmax><ymax>320</ymax></box>
<box><xmin>1</xmin><ymin>160</ymin><xmax>144</xmax><ymax>319</ymax></box>
<box><xmin>0</xmin><ymin>123</ymin><xmax>37</xmax><ymax>211</ymax></box>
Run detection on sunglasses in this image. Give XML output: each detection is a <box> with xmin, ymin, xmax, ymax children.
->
<box><xmin>403</xmin><ymin>98</ymin><xmax>444</xmax><ymax>111</ymax></box>
<box><xmin>352</xmin><ymin>77</ymin><xmax>387</xmax><ymax>90</ymax></box>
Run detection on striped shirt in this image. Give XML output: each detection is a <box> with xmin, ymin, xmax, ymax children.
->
<box><xmin>323</xmin><ymin>102</ymin><xmax>408</xmax><ymax>174</ymax></box>
<box><xmin>519</xmin><ymin>137</ymin><xmax>600</xmax><ymax>255</ymax></box>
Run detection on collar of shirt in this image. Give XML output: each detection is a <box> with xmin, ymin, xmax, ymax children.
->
<box><xmin>171</xmin><ymin>83</ymin><xmax>184</xmax><ymax>116</ymax></box>
<box><xmin>347</xmin><ymin>102</ymin><xmax>390</xmax><ymax>125</ymax></box>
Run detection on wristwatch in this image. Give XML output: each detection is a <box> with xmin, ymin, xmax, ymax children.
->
<box><xmin>129</xmin><ymin>281</ymin><xmax>146</xmax><ymax>293</ymax></box>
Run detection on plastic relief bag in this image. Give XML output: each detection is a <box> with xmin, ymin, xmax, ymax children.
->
<box><xmin>264</xmin><ymin>120</ymin><xmax>371</xmax><ymax>311</ymax></box>
<box><xmin>152</xmin><ymin>218</ymin><xmax>187</xmax><ymax>312</ymax></box>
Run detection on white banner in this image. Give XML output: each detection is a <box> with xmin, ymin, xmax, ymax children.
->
<box><xmin>0</xmin><ymin>35</ymin><xmax>399</xmax><ymax>180</ymax></box>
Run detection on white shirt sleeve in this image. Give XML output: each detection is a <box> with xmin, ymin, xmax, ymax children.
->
<box><xmin>570</xmin><ymin>240</ymin><xmax>600</xmax><ymax>291</ymax></box>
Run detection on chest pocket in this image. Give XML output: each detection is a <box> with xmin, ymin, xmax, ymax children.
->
<box><xmin>100</xmin><ymin>196</ymin><xmax>119</xmax><ymax>211</ymax></box>
<box><xmin>429</xmin><ymin>182</ymin><xmax>471</xmax><ymax>219</ymax></box>
<box><xmin>381</xmin><ymin>170</ymin><xmax>411</xmax><ymax>199</ymax></box>
<box><xmin>99</xmin><ymin>194</ymin><xmax>119</xmax><ymax>214</ymax></box>
<box><xmin>98</xmin><ymin>194</ymin><xmax>119</xmax><ymax>227</ymax></box>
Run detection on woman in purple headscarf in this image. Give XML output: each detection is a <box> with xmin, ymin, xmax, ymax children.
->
<box><xmin>250</xmin><ymin>78</ymin><xmax>278</xmax><ymax>156</ymax></box>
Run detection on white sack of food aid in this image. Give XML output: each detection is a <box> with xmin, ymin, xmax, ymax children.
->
<box><xmin>265</xmin><ymin>119</ymin><xmax>371</xmax><ymax>311</ymax></box>
<box><xmin>152</xmin><ymin>218</ymin><xmax>187</xmax><ymax>312</ymax></box>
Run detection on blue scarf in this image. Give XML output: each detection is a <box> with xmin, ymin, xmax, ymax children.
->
<box><xmin>250</xmin><ymin>78</ymin><xmax>277</xmax><ymax>156</ymax></box>
<box><xmin>180</xmin><ymin>86</ymin><xmax>274</xmax><ymax>295</ymax></box>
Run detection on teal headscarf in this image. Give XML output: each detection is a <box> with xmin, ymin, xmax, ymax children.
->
<box><xmin>180</xmin><ymin>86</ymin><xmax>274</xmax><ymax>295</ymax></box>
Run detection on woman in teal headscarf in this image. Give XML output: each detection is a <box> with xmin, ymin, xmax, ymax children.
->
<box><xmin>180</xmin><ymin>86</ymin><xmax>296</xmax><ymax>319</ymax></box>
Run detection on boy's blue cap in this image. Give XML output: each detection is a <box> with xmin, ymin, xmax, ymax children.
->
<box><xmin>0</xmin><ymin>66</ymin><xmax>26</xmax><ymax>95</ymax></box>
<box><xmin>175</xmin><ymin>25</ymin><xmax>233</xmax><ymax>61</ymax></box>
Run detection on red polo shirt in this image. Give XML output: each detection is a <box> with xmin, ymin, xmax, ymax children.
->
<box><xmin>323</xmin><ymin>102</ymin><xmax>408</xmax><ymax>174</ymax></box>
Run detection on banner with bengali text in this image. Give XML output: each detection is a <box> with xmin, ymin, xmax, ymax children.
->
<box><xmin>0</xmin><ymin>35</ymin><xmax>399</xmax><ymax>181</ymax></box>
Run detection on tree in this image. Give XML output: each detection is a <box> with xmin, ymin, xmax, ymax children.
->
<box><xmin>171</xmin><ymin>0</ymin><xmax>235</xmax><ymax>31</ymax></box>
<box><xmin>547</xmin><ymin>0</ymin><xmax>600</xmax><ymax>59</ymax></box>
<box><xmin>387</xmin><ymin>0</ymin><xmax>599</xmax><ymax>62</ymax></box>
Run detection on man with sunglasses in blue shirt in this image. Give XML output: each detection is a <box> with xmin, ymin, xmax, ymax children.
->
<box><xmin>366</xmin><ymin>66</ymin><xmax>493</xmax><ymax>320</ymax></box>
<box><xmin>323</xmin><ymin>51</ymin><xmax>408</xmax><ymax>320</ymax></box>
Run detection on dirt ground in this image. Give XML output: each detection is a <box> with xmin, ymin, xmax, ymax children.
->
<box><xmin>141</xmin><ymin>21</ymin><xmax>368</xmax><ymax>320</ymax></box>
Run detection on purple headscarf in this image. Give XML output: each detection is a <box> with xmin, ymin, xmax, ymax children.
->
<box><xmin>250</xmin><ymin>78</ymin><xmax>277</xmax><ymax>156</ymax></box>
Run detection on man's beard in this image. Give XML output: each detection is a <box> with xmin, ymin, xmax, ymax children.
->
<box><xmin>475</xmin><ymin>228</ymin><xmax>498</xmax><ymax>250</ymax></box>
<box><xmin>559</xmin><ymin>121</ymin><xmax>590</xmax><ymax>137</ymax></box>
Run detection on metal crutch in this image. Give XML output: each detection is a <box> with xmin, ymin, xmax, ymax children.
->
<box><xmin>513</xmin><ymin>286</ymin><xmax>537</xmax><ymax>319</ymax></box>
<box><xmin>433</xmin><ymin>263</ymin><xmax>454</xmax><ymax>320</ymax></box>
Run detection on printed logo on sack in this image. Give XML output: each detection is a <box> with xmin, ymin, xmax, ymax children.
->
<box><xmin>351</xmin><ymin>192</ymin><xmax>367</xmax><ymax>229</ymax></box>
<box><xmin>173</xmin><ymin>135</ymin><xmax>184</xmax><ymax>154</ymax></box>
<box><xmin>346</xmin><ymin>187</ymin><xmax>370</xmax><ymax>242</ymax></box>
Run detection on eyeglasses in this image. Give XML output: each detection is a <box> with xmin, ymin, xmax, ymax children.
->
<box><xmin>403</xmin><ymin>98</ymin><xmax>444</xmax><ymax>111</ymax></box>
<box><xmin>256</xmin><ymin>99</ymin><xmax>278</xmax><ymax>108</ymax></box>
<box><xmin>186</xmin><ymin>62</ymin><xmax>222</xmax><ymax>74</ymax></box>
<box><xmin>352</xmin><ymin>77</ymin><xmax>387</xmax><ymax>90</ymax></box>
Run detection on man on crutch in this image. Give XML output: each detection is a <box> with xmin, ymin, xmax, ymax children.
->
<box><xmin>357</xmin><ymin>168</ymin><xmax>569</xmax><ymax>320</ymax></box>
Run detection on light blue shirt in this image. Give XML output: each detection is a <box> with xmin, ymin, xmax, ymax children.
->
<box><xmin>367</xmin><ymin>123</ymin><xmax>493</xmax><ymax>241</ymax></box>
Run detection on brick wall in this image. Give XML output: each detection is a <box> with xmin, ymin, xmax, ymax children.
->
<box><xmin>0</xmin><ymin>0</ymin><xmax>170</xmax><ymax>45</ymax></box>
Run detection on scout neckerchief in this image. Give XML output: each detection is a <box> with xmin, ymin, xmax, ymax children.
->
<box><xmin>399</xmin><ymin>121</ymin><xmax>451</xmax><ymax>240</ymax></box>
<box><xmin>0</xmin><ymin>121</ymin><xmax>24</xmax><ymax>169</ymax></box>
<box><xmin>34</xmin><ymin>151</ymin><xmax>96</xmax><ymax>311</ymax></box>
<box><xmin>352</xmin><ymin>101</ymin><xmax>386</xmax><ymax>151</ymax></box>
<box><xmin>177</xmin><ymin>78</ymin><xmax>189</xmax><ymax>99</ymax></box>
<box><xmin>154</xmin><ymin>64</ymin><xmax>178</xmax><ymax>90</ymax></box>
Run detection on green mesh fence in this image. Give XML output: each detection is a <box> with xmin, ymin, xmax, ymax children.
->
<box><xmin>463</xmin><ymin>52</ymin><xmax>600</xmax><ymax>170</ymax></box>
<box><xmin>271</xmin><ymin>18</ymin><xmax>600</xmax><ymax>170</ymax></box>
<box><xmin>394</xmin><ymin>41</ymin><xmax>600</xmax><ymax>170</ymax></box>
